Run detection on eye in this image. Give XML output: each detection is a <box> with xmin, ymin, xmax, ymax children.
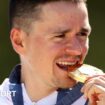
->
<box><xmin>52</xmin><ymin>33</ymin><xmax>66</xmax><ymax>42</ymax></box>
<box><xmin>77</xmin><ymin>32</ymin><xmax>89</xmax><ymax>39</ymax></box>
<box><xmin>78</xmin><ymin>32</ymin><xmax>88</xmax><ymax>36</ymax></box>
<box><xmin>55</xmin><ymin>33</ymin><xmax>66</xmax><ymax>38</ymax></box>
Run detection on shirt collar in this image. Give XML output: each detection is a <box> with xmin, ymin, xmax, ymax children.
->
<box><xmin>9</xmin><ymin>64</ymin><xmax>21</xmax><ymax>84</ymax></box>
<box><xmin>22</xmin><ymin>83</ymin><xmax>58</xmax><ymax>105</ymax></box>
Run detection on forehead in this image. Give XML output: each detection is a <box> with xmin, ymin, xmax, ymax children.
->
<box><xmin>41</xmin><ymin>2</ymin><xmax>88</xmax><ymax>20</ymax></box>
<box><xmin>31</xmin><ymin>1</ymin><xmax>90</xmax><ymax>34</ymax></box>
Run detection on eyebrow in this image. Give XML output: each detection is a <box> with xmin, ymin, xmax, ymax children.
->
<box><xmin>53</xmin><ymin>29</ymin><xmax>71</xmax><ymax>34</ymax></box>
<box><xmin>52</xmin><ymin>27</ymin><xmax>91</xmax><ymax>34</ymax></box>
<box><xmin>80</xmin><ymin>27</ymin><xmax>91</xmax><ymax>33</ymax></box>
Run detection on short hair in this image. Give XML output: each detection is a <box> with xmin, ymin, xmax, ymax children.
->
<box><xmin>9</xmin><ymin>0</ymin><xmax>87</xmax><ymax>32</ymax></box>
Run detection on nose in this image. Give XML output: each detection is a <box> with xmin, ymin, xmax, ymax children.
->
<box><xmin>65</xmin><ymin>37</ymin><xmax>82</xmax><ymax>56</ymax></box>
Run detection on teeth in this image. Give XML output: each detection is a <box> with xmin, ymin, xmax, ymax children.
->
<box><xmin>57</xmin><ymin>62</ymin><xmax>76</xmax><ymax>66</ymax></box>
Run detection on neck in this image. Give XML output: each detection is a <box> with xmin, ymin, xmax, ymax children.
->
<box><xmin>21</xmin><ymin>66</ymin><xmax>57</xmax><ymax>102</ymax></box>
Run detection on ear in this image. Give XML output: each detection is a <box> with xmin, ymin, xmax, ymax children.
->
<box><xmin>10</xmin><ymin>28</ymin><xmax>26</xmax><ymax>55</ymax></box>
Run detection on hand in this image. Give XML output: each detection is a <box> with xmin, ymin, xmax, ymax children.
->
<box><xmin>81</xmin><ymin>74</ymin><xmax>105</xmax><ymax>105</ymax></box>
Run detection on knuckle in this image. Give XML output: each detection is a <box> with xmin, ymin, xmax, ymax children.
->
<box><xmin>93</xmin><ymin>77</ymin><xmax>101</xmax><ymax>83</ymax></box>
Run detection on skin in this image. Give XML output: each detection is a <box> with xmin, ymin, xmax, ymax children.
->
<box><xmin>10</xmin><ymin>1</ymin><xmax>105</xmax><ymax>104</ymax></box>
<box><xmin>81</xmin><ymin>75</ymin><xmax>105</xmax><ymax>105</ymax></box>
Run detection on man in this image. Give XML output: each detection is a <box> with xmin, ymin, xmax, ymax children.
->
<box><xmin>0</xmin><ymin>0</ymin><xmax>105</xmax><ymax>105</ymax></box>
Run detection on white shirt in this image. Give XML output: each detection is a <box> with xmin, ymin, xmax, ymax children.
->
<box><xmin>22</xmin><ymin>84</ymin><xmax>58</xmax><ymax>105</ymax></box>
<box><xmin>0</xmin><ymin>79</ymin><xmax>87</xmax><ymax>105</ymax></box>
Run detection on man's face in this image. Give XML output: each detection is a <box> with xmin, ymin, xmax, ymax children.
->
<box><xmin>20</xmin><ymin>2</ymin><xmax>91</xmax><ymax>88</ymax></box>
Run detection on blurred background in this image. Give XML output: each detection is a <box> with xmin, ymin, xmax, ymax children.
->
<box><xmin>0</xmin><ymin>1</ymin><xmax>105</xmax><ymax>83</ymax></box>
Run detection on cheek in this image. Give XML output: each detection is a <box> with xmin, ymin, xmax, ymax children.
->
<box><xmin>31</xmin><ymin>38</ymin><xmax>57</xmax><ymax>66</ymax></box>
<box><xmin>26</xmin><ymin>37</ymin><xmax>49</xmax><ymax>66</ymax></box>
<box><xmin>83</xmin><ymin>46</ymin><xmax>89</xmax><ymax>55</ymax></box>
<box><xmin>81</xmin><ymin>39</ymin><xmax>89</xmax><ymax>55</ymax></box>
<box><xmin>33</xmin><ymin>36</ymin><xmax>46</xmax><ymax>49</ymax></box>
<box><xmin>47</xmin><ymin>41</ymin><xmax>65</xmax><ymax>54</ymax></box>
<box><xmin>82</xmin><ymin>42</ymin><xmax>89</xmax><ymax>57</ymax></box>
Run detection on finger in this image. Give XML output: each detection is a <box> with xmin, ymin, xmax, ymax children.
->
<box><xmin>86</xmin><ymin>74</ymin><xmax>105</xmax><ymax>81</ymax></box>
<box><xmin>82</xmin><ymin>81</ymin><xmax>94</xmax><ymax>98</ymax></box>
<box><xmin>88</xmin><ymin>84</ymin><xmax>105</xmax><ymax>97</ymax></box>
<box><xmin>81</xmin><ymin>76</ymin><xmax>105</xmax><ymax>94</ymax></box>
<box><xmin>87</xmin><ymin>84</ymin><xmax>105</xmax><ymax>104</ymax></box>
<box><xmin>88</xmin><ymin>76</ymin><xmax>105</xmax><ymax>83</ymax></box>
<box><xmin>88</xmin><ymin>94</ymin><xmax>98</xmax><ymax>105</ymax></box>
<box><xmin>99</xmin><ymin>76</ymin><xmax>105</xmax><ymax>81</ymax></box>
<box><xmin>97</xmin><ymin>94</ymin><xmax>105</xmax><ymax>105</ymax></box>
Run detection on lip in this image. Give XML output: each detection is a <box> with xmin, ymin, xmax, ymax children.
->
<box><xmin>55</xmin><ymin>54</ymin><xmax>83</xmax><ymax>72</ymax></box>
<box><xmin>56</xmin><ymin>60</ymin><xmax>82</xmax><ymax>72</ymax></box>
<box><xmin>56</xmin><ymin>63</ymin><xmax>69</xmax><ymax>71</ymax></box>
<box><xmin>67</xmin><ymin>62</ymin><xmax>83</xmax><ymax>72</ymax></box>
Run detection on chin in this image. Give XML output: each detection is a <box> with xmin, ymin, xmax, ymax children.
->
<box><xmin>58</xmin><ymin>78</ymin><xmax>77</xmax><ymax>89</ymax></box>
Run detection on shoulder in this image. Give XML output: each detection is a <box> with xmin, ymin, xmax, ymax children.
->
<box><xmin>0</xmin><ymin>78</ymin><xmax>13</xmax><ymax>105</ymax></box>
